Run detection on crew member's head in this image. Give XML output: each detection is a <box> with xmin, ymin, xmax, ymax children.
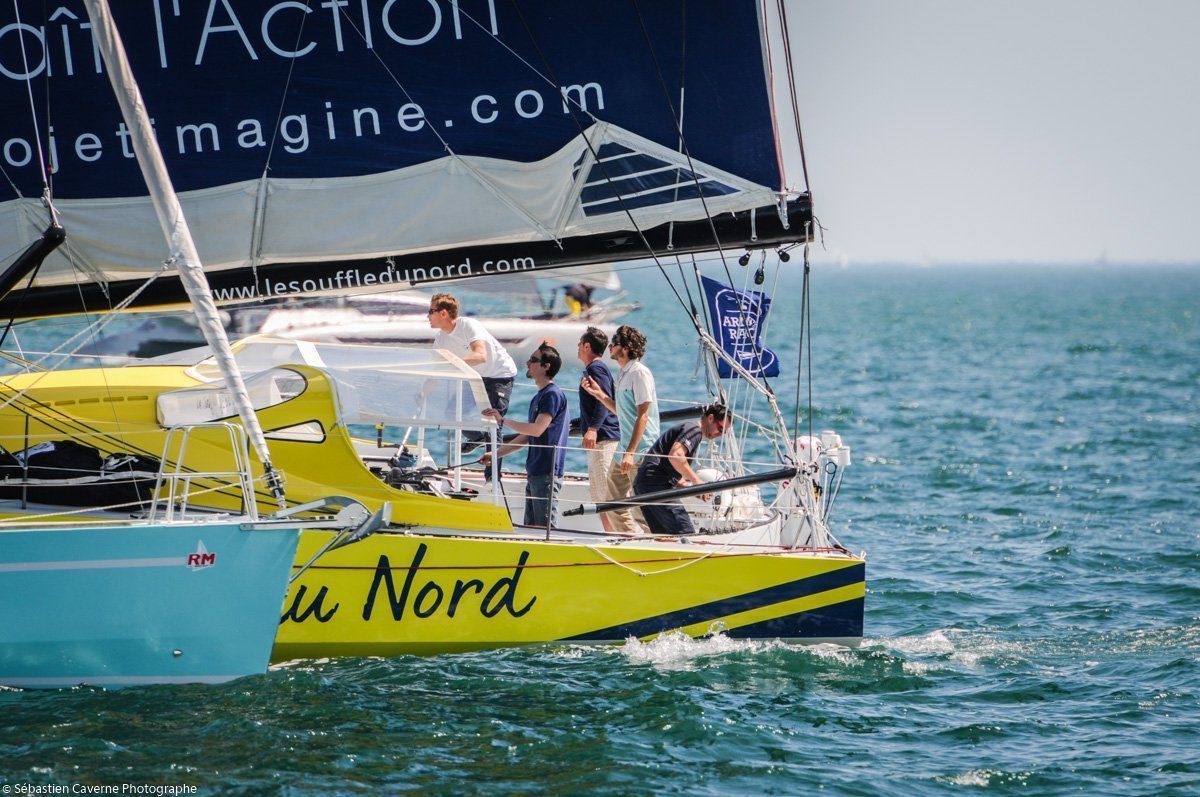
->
<box><xmin>610</xmin><ymin>325</ymin><xmax>647</xmax><ymax>361</ymax></box>
<box><xmin>700</xmin><ymin>402</ymin><xmax>729</xmax><ymax>439</ymax></box>
<box><xmin>577</xmin><ymin>326</ymin><xmax>608</xmax><ymax>363</ymax></box>
<box><xmin>427</xmin><ymin>293</ymin><xmax>459</xmax><ymax>330</ymax></box>
<box><xmin>526</xmin><ymin>344</ymin><xmax>562</xmax><ymax>381</ymax></box>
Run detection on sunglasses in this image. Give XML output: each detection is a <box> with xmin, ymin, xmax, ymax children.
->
<box><xmin>426</xmin><ymin>308</ymin><xmax>440</xmax><ymax>315</ymax></box>
<box><xmin>526</xmin><ymin>356</ymin><xmax>544</xmax><ymax>365</ymax></box>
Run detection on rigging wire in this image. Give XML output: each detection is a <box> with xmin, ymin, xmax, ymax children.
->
<box><xmin>40</xmin><ymin>0</ymin><xmax>52</xmax><ymax>199</ymax></box>
<box><xmin>805</xmin><ymin>245</ymin><xmax>813</xmax><ymax>441</ymax></box>
<box><xmin>0</xmin><ymin>265</ymin><xmax>168</xmax><ymax>413</ymax></box>
<box><xmin>504</xmin><ymin>0</ymin><xmax>705</xmax><ymax>341</ymax></box>
<box><xmin>0</xmin><ymin>162</ymin><xmax>24</xmax><ymax>200</ymax></box>
<box><xmin>0</xmin><ymin>263</ymin><xmax>194</xmax><ymax>494</ymax></box>
<box><xmin>687</xmin><ymin>253</ymin><xmax>712</xmax><ymax>330</ymax></box>
<box><xmin>1</xmin><ymin>3</ymin><xmax>60</xmax><ymax>363</ymax></box>
<box><xmin>773</xmin><ymin>0</ymin><xmax>811</xmax><ymax>192</ymax></box>
<box><xmin>446</xmin><ymin>0</ymin><xmax>759</xmax><ymax>384</ymax></box>
<box><xmin>251</xmin><ymin>0</ymin><xmax>315</xmax><ymax>273</ymax></box>
<box><xmin>0</xmin><ymin>259</ymin><xmax>156</xmax><ymax>466</ymax></box>
<box><xmin>791</xmin><ymin>245</ymin><xmax>806</xmax><ymax>437</ymax></box>
<box><xmin>0</xmin><ymin>360</ymin><xmax>287</xmax><ymax>510</ymax></box>
<box><xmin>434</xmin><ymin>0</ymin><xmax>601</xmax><ymax>122</ymax></box>
<box><xmin>498</xmin><ymin>0</ymin><xmax>789</xmax><ymax>455</ymax></box>
<box><xmin>665</xmin><ymin>1</ymin><xmax>705</xmax><ymax>333</ymax></box>
<box><xmin>628</xmin><ymin>0</ymin><xmax>780</xmax><ymax>396</ymax></box>
<box><xmin>437</xmin><ymin>2</ymin><xmax>781</xmax><ymax>444</ymax></box>
<box><xmin>0</xmin><ymin>257</ymin><xmax>43</xmax><ymax>349</ymax></box>
<box><xmin>791</xmin><ymin>239</ymin><xmax>814</xmax><ymax>442</ymax></box>
<box><xmin>67</xmin><ymin>245</ymin><xmax>131</xmax><ymax>457</ymax></box>
<box><xmin>628</xmin><ymin>0</ymin><xmax>728</xmax><ymax>268</ymax></box>
<box><xmin>337</xmin><ymin>11</ymin><xmax>557</xmax><ymax>241</ymax></box>
<box><xmin>260</xmin><ymin>0</ymin><xmax>315</xmax><ymax>172</ymax></box>
<box><xmin>0</xmin><ymin>245</ymin><xmax>36</xmax><ymax>272</ymax></box>
<box><xmin>9</xmin><ymin>329</ymin><xmax>29</xmax><ymax>368</ymax></box>
<box><xmin>11</xmin><ymin>0</ymin><xmax>50</xmax><ymax>196</ymax></box>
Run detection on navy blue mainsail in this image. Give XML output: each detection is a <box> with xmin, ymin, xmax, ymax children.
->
<box><xmin>0</xmin><ymin>1</ymin><xmax>810</xmax><ymax>316</ymax></box>
<box><xmin>3</xmin><ymin>2</ymin><xmax>780</xmax><ymax>195</ymax></box>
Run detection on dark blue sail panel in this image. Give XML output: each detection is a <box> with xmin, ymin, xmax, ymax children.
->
<box><xmin>0</xmin><ymin>0</ymin><xmax>781</xmax><ymax>199</ymax></box>
<box><xmin>578</xmin><ymin>142</ymin><xmax>739</xmax><ymax>217</ymax></box>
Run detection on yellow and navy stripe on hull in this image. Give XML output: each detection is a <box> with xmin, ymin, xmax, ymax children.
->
<box><xmin>272</xmin><ymin>531</ymin><xmax>865</xmax><ymax>660</ymax></box>
<box><xmin>566</xmin><ymin>563</ymin><xmax>865</xmax><ymax>642</ymax></box>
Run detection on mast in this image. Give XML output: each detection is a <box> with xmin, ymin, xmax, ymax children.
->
<box><xmin>80</xmin><ymin>0</ymin><xmax>285</xmax><ymax>506</ymax></box>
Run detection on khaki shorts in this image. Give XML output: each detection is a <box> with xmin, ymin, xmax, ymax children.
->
<box><xmin>586</xmin><ymin>439</ymin><xmax>619</xmax><ymax>503</ymax></box>
<box><xmin>605</xmin><ymin>457</ymin><xmax>646</xmax><ymax>534</ymax></box>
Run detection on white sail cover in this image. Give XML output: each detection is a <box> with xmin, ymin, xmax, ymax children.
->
<box><xmin>5</xmin><ymin>123</ymin><xmax>775</xmax><ymax>288</ymax></box>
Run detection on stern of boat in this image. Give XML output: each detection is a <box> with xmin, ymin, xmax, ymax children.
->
<box><xmin>274</xmin><ymin>530</ymin><xmax>863</xmax><ymax>660</ymax></box>
<box><xmin>0</xmin><ymin>520</ymin><xmax>300</xmax><ymax>688</ymax></box>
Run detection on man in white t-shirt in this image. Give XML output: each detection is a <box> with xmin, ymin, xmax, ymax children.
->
<box><xmin>427</xmin><ymin>293</ymin><xmax>518</xmax><ymax>450</ymax></box>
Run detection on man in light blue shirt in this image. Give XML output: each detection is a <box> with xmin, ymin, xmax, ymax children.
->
<box><xmin>581</xmin><ymin>324</ymin><xmax>659</xmax><ymax>533</ymax></box>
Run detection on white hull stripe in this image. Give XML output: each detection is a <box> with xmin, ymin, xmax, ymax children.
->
<box><xmin>0</xmin><ymin>556</ymin><xmax>187</xmax><ymax>573</ymax></box>
<box><xmin>0</xmin><ymin>674</ymin><xmax>241</xmax><ymax>687</ymax></box>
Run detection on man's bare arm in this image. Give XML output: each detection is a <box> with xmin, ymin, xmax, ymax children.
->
<box><xmin>502</xmin><ymin>412</ymin><xmax>553</xmax><ymax>438</ymax></box>
<box><xmin>460</xmin><ymin>339</ymin><xmax>488</xmax><ymax>367</ymax></box>
<box><xmin>627</xmin><ymin>402</ymin><xmax>651</xmax><ymax>453</ymax></box>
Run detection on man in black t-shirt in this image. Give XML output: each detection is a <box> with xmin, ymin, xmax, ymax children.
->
<box><xmin>632</xmin><ymin>402</ymin><xmax>728</xmax><ymax>536</ymax></box>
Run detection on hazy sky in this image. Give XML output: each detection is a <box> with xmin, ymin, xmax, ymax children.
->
<box><xmin>788</xmin><ymin>1</ymin><xmax>1200</xmax><ymax>264</ymax></box>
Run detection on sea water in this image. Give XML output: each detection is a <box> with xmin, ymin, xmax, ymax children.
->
<box><xmin>1</xmin><ymin>263</ymin><xmax>1196</xmax><ymax>794</ymax></box>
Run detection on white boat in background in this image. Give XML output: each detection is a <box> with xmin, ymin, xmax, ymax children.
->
<box><xmin>73</xmin><ymin>266</ymin><xmax>639</xmax><ymax>364</ymax></box>
<box><xmin>249</xmin><ymin>278</ymin><xmax>638</xmax><ymax>361</ymax></box>
<box><xmin>260</xmin><ymin>306</ymin><xmax>619</xmax><ymax>364</ymax></box>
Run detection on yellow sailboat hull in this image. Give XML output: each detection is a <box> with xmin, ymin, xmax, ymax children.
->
<box><xmin>0</xmin><ymin>363</ymin><xmax>511</xmax><ymax>531</ymax></box>
<box><xmin>0</xmin><ymin>358</ymin><xmax>866</xmax><ymax>656</ymax></box>
<box><xmin>276</xmin><ymin>531</ymin><xmax>865</xmax><ymax>658</ymax></box>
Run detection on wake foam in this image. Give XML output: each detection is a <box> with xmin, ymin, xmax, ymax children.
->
<box><xmin>618</xmin><ymin>630</ymin><xmax>798</xmax><ymax>670</ymax></box>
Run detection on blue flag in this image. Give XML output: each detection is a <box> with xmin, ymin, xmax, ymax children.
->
<box><xmin>701</xmin><ymin>276</ymin><xmax>780</xmax><ymax>378</ymax></box>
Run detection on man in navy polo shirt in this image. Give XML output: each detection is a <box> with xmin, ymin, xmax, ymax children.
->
<box><xmin>482</xmin><ymin>344</ymin><xmax>569</xmax><ymax>528</ymax></box>
<box><xmin>576</xmin><ymin>327</ymin><xmax>621</xmax><ymax>532</ymax></box>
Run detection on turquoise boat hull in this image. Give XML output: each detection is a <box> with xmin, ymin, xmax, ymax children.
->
<box><xmin>0</xmin><ymin>520</ymin><xmax>299</xmax><ymax>688</ymax></box>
